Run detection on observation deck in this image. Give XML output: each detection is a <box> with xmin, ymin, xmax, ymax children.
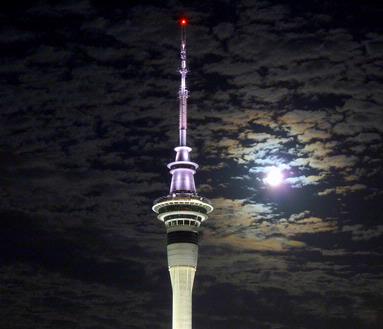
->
<box><xmin>152</xmin><ymin>194</ymin><xmax>213</xmax><ymax>228</ymax></box>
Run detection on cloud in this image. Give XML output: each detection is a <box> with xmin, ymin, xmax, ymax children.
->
<box><xmin>201</xmin><ymin>198</ymin><xmax>337</xmax><ymax>253</ymax></box>
<box><xmin>285</xmin><ymin>174</ymin><xmax>324</xmax><ymax>187</ymax></box>
<box><xmin>206</xmin><ymin>233</ymin><xmax>305</xmax><ymax>252</ymax></box>
<box><xmin>342</xmin><ymin>224</ymin><xmax>383</xmax><ymax>241</ymax></box>
<box><xmin>318</xmin><ymin>184</ymin><xmax>367</xmax><ymax>196</ymax></box>
<box><xmin>212</xmin><ymin>22</ymin><xmax>234</xmax><ymax>40</ymax></box>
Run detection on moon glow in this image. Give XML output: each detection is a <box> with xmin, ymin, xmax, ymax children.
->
<box><xmin>264</xmin><ymin>167</ymin><xmax>284</xmax><ymax>187</ymax></box>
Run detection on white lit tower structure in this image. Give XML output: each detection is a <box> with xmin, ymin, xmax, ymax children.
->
<box><xmin>152</xmin><ymin>18</ymin><xmax>213</xmax><ymax>329</ymax></box>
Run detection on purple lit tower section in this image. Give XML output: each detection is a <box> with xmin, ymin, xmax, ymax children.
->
<box><xmin>152</xmin><ymin>19</ymin><xmax>213</xmax><ymax>329</ymax></box>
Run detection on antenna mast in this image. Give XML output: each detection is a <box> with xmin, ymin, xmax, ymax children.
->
<box><xmin>179</xmin><ymin>18</ymin><xmax>188</xmax><ymax>146</ymax></box>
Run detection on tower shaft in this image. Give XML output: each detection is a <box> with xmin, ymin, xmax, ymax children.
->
<box><xmin>167</xmin><ymin>238</ymin><xmax>198</xmax><ymax>329</ymax></box>
<box><xmin>170</xmin><ymin>266</ymin><xmax>195</xmax><ymax>329</ymax></box>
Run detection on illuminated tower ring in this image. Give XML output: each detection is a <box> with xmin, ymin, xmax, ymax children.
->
<box><xmin>152</xmin><ymin>18</ymin><xmax>213</xmax><ymax>329</ymax></box>
<box><xmin>153</xmin><ymin>194</ymin><xmax>213</xmax><ymax>228</ymax></box>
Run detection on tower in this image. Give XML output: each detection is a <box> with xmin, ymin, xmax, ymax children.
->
<box><xmin>152</xmin><ymin>18</ymin><xmax>213</xmax><ymax>329</ymax></box>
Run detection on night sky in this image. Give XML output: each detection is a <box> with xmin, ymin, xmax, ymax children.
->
<box><xmin>1</xmin><ymin>1</ymin><xmax>383</xmax><ymax>329</ymax></box>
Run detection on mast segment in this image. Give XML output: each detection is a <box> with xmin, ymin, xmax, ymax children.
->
<box><xmin>179</xmin><ymin>18</ymin><xmax>188</xmax><ymax>146</ymax></box>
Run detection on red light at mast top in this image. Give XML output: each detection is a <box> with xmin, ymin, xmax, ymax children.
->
<box><xmin>180</xmin><ymin>18</ymin><xmax>188</xmax><ymax>26</ymax></box>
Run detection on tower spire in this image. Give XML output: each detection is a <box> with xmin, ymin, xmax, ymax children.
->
<box><xmin>179</xmin><ymin>18</ymin><xmax>188</xmax><ymax>146</ymax></box>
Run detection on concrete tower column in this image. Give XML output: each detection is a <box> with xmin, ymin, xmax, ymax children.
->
<box><xmin>167</xmin><ymin>234</ymin><xmax>198</xmax><ymax>329</ymax></box>
<box><xmin>169</xmin><ymin>266</ymin><xmax>196</xmax><ymax>329</ymax></box>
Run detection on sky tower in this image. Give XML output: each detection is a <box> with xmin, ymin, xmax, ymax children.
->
<box><xmin>152</xmin><ymin>18</ymin><xmax>213</xmax><ymax>329</ymax></box>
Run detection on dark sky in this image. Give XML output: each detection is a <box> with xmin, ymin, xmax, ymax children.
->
<box><xmin>1</xmin><ymin>1</ymin><xmax>383</xmax><ymax>328</ymax></box>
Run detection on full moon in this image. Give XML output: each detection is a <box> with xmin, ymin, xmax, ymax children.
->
<box><xmin>264</xmin><ymin>166</ymin><xmax>283</xmax><ymax>186</ymax></box>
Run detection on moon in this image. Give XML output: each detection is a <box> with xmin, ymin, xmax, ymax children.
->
<box><xmin>264</xmin><ymin>166</ymin><xmax>284</xmax><ymax>187</ymax></box>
